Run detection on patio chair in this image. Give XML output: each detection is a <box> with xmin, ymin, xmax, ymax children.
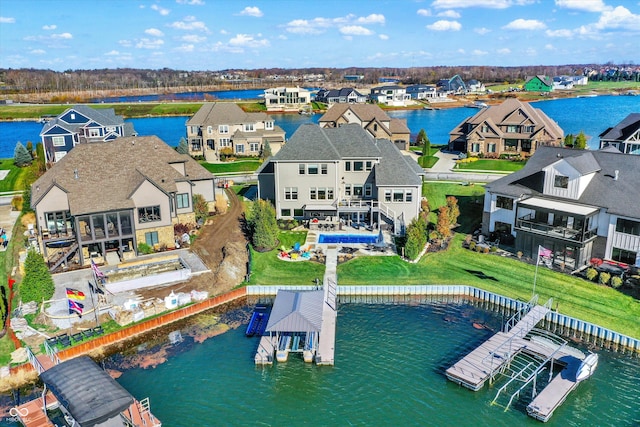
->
<box><xmin>72</xmin><ymin>332</ymin><xmax>84</xmax><ymax>342</ymax></box>
<box><xmin>82</xmin><ymin>329</ymin><xmax>96</xmax><ymax>339</ymax></box>
<box><xmin>93</xmin><ymin>325</ymin><xmax>104</xmax><ymax>335</ymax></box>
<box><xmin>58</xmin><ymin>334</ymin><xmax>71</xmax><ymax>347</ymax></box>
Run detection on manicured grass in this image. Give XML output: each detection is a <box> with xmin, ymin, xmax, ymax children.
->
<box><xmin>199</xmin><ymin>160</ymin><xmax>262</xmax><ymax>174</ymax></box>
<box><xmin>0</xmin><ymin>160</ymin><xmax>28</xmax><ymax>192</ymax></box>
<box><xmin>455</xmin><ymin>159</ymin><xmax>526</xmax><ymax>172</ymax></box>
<box><xmin>422</xmin><ymin>182</ymin><xmax>485</xmax><ymax>231</ymax></box>
<box><xmin>0</xmin><ymin>103</ymin><xmax>204</xmax><ymax>120</ymax></box>
<box><xmin>419</xmin><ymin>156</ymin><xmax>438</xmax><ymax>168</ymax></box>
<box><xmin>336</xmin><ymin>233</ymin><xmax>640</xmax><ymax>338</ymax></box>
<box><xmin>248</xmin><ymin>231</ymin><xmax>325</xmax><ymax>286</ymax></box>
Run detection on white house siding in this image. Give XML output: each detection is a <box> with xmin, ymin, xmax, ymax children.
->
<box><xmin>542</xmin><ymin>162</ymin><xmax>582</xmax><ymax>199</ymax></box>
<box><xmin>606</xmin><ymin>215</ymin><xmax>640</xmax><ymax>266</ymax></box>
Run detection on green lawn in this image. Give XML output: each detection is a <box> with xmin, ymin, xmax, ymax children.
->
<box><xmin>455</xmin><ymin>159</ymin><xmax>526</xmax><ymax>172</ymax></box>
<box><xmin>0</xmin><ymin>160</ymin><xmax>28</xmax><ymax>193</ymax></box>
<box><xmin>419</xmin><ymin>156</ymin><xmax>439</xmax><ymax>168</ymax></box>
<box><xmin>248</xmin><ymin>231</ymin><xmax>325</xmax><ymax>286</ymax></box>
<box><xmin>199</xmin><ymin>160</ymin><xmax>262</xmax><ymax>174</ymax></box>
<box><xmin>422</xmin><ymin>182</ymin><xmax>485</xmax><ymax>230</ymax></box>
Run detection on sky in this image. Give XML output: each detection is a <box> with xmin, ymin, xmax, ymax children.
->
<box><xmin>0</xmin><ymin>0</ymin><xmax>639</xmax><ymax>71</ymax></box>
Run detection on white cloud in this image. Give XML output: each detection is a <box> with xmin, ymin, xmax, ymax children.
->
<box><xmin>503</xmin><ymin>19</ymin><xmax>546</xmax><ymax>30</ymax></box>
<box><xmin>431</xmin><ymin>0</ymin><xmax>533</xmax><ymax>9</ymax></box>
<box><xmin>175</xmin><ymin>44</ymin><xmax>195</xmax><ymax>52</ymax></box>
<box><xmin>239</xmin><ymin>7</ymin><xmax>263</xmax><ymax>17</ymax></box>
<box><xmin>177</xmin><ymin>0</ymin><xmax>205</xmax><ymax>5</ymax></box>
<box><xmin>545</xmin><ymin>44</ymin><xmax>555</xmax><ymax>50</ymax></box>
<box><xmin>554</xmin><ymin>0</ymin><xmax>609</xmax><ymax>13</ymax></box>
<box><xmin>546</xmin><ymin>28</ymin><xmax>573</xmax><ymax>37</ymax></box>
<box><xmin>220</xmin><ymin>29</ymin><xmax>229</xmax><ymax>35</ymax></box>
<box><xmin>151</xmin><ymin>4</ymin><xmax>170</xmax><ymax>15</ymax></box>
<box><xmin>278</xmin><ymin>34</ymin><xmax>287</xmax><ymax>40</ymax></box>
<box><xmin>229</xmin><ymin>34</ymin><xmax>270</xmax><ymax>48</ymax></box>
<box><xmin>136</xmin><ymin>38</ymin><xmax>164</xmax><ymax>49</ymax></box>
<box><xmin>417</xmin><ymin>9</ymin><xmax>431</xmax><ymax>16</ymax></box>
<box><xmin>169</xmin><ymin>16</ymin><xmax>210</xmax><ymax>32</ymax></box>
<box><xmin>0</xmin><ymin>17</ymin><xmax>15</xmax><ymax>23</ymax></box>
<box><xmin>426</xmin><ymin>20</ymin><xmax>462</xmax><ymax>31</ymax></box>
<box><xmin>472</xmin><ymin>49</ymin><xmax>488</xmax><ymax>55</ymax></box>
<box><xmin>593</xmin><ymin>6</ymin><xmax>640</xmax><ymax>31</ymax></box>
<box><xmin>497</xmin><ymin>48</ymin><xmax>511</xmax><ymax>54</ymax></box>
<box><xmin>474</xmin><ymin>27</ymin><xmax>491</xmax><ymax>35</ymax></box>
<box><xmin>52</xmin><ymin>32</ymin><xmax>73</xmax><ymax>39</ymax></box>
<box><xmin>379</xmin><ymin>34</ymin><xmax>389</xmax><ymax>40</ymax></box>
<box><xmin>356</xmin><ymin>14</ymin><xmax>385</xmax><ymax>24</ymax></box>
<box><xmin>437</xmin><ymin>10</ymin><xmax>461</xmax><ymax>18</ymax></box>
<box><xmin>340</xmin><ymin>25</ymin><xmax>374</xmax><ymax>36</ymax></box>
<box><xmin>118</xmin><ymin>39</ymin><xmax>132</xmax><ymax>47</ymax></box>
<box><xmin>105</xmin><ymin>50</ymin><xmax>120</xmax><ymax>56</ymax></box>
<box><xmin>145</xmin><ymin>28</ymin><xmax>164</xmax><ymax>37</ymax></box>
<box><xmin>42</xmin><ymin>24</ymin><xmax>56</xmax><ymax>30</ymax></box>
<box><xmin>30</xmin><ymin>49</ymin><xmax>45</xmax><ymax>55</ymax></box>
<box><xmin>181</xmin><ymin>34</ymin><xmax>206</xmax><ymax>43</ymax></box>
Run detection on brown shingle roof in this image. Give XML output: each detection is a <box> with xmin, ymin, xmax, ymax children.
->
<box><xmin>319</xmin><ymin>104</ymin><xmax>391</xmax><ymax>124</ymax></box>
<box><xmin>31</xmin><ymin>136</ymin><xmax>214</xmax><ymax>215</ymax></box>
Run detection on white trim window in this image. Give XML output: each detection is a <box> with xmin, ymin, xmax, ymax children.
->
<box><xmin>284</xmin><ymin>187</ymin><xmax>298</xmax><ymax>200</ymax></box>
<box><xmin>207</xmin><ymin>126</ymin><xmax>213</xmax><ymax>134</ymax></box>
<box><xmin>54</xmin><ymin>151</ymin><xmax>67</xmax><ymax>161</ymax></box>
<box><xmin>219</xmin><ymin>125</ymin><xmax>229</xmax><ymax>134</ymax></box>
<box><xmin>265</xmin><ymin>121</ymin><xmax>274</xmax><ymax>130</ymax></box>
<box><xmin>52</xmin><ymin>136</ymin><xmax>65</xmax><ymax>147</ymax></box>
<box><xmin>249</xmin><ymin>142</ymin><xmax>260</xmax><ymax>152</ymax></box>
<box><xmin>219</xmin><ymin>138</ymin><xmax>231</xmax><ymax>147</ymax></box>
<box><xmin>235</xmin><ymin>144</ymin><xmax>245</xmax><ymax>154</ymax></box>
<box><xmin>364</xmin><ymin>184</ymin><xmax>372</xmax><ymax>197</ymax></box>
<box><xmin>244</xmin><ymin>123</ymin><xmax>255</xmax><ymax>132</ymax></box>
<box><xmin>88</xmin><ymin>128</ymin><xmax>100</xmax><ymax>138</ymax></box>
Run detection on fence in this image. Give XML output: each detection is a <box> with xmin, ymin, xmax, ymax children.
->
<box><xmin>246</xmin><ymin>284</ymin><xmax>640</xmax><ymax>355</ymax></box>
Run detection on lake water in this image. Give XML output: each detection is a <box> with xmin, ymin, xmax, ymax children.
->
<box><xmin>105</xmin><ymin>303</ymin><xmax>639</xmax><ymax>426</ymax></box>
<box><xmin>0</xmin><ymin>95</ymin><xmax>638</xmax><ymax>159</ymax></box>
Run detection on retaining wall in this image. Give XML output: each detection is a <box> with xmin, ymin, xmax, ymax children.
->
<box><xmin>247</xmin><ymin>285</ymin><xmax>640</xmax><ymax>355</ymax></box>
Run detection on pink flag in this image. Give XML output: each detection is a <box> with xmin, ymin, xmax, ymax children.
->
<box><xmin>538</xmin><ymin>245</ymin><xmax>552</xmax><ymax>258</ymax></box>
<box><xmin>91</xmin><ymin>259</ymin><xmax>107</xmax><ymax>282</ymax></box>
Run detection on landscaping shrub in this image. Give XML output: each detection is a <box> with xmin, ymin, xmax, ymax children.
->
<box><xmin>192</xmin><ymin>194</ymin><xmax>209</xmax><ymax>222</ymax></box>
<box><xmin>585</xmin><ymin>267</ymin><xmax>598</xmax><ymax>281</ymax></box>
<box><xmin>404</xmin><ymin>216</ymin><xmax>428</xmax><ymax>260</ymax></box>
<box><xmin>490</xmin><ymin>245</ymin><xmax>498</xmax><ymax>253</ymax></box>
<box><xmin>246</xmin><ymin>199</ymin><xmax>279</xmax><ymax>250</ymax></box>
<box><xmin>20</xmin><ymin>249</ymin><xmax>55</xmax><ymax>304</ymax></box>
<box><xmin>468</xmin><ymin>241</ymin><xmax>476</xmax><ymax>251</ymax></box>
<box><xmin>598</xmin><ymin>271</ymin><xmax>611</xmax><ymax>286</ymax></box>
<box><xmin>475</xmin><ymin>244</ymin><xmax>484</xmax><ymax>253</ymax></box>
<box><xmin>137</xmin><ymin>243</ymin><xmax>154</xmax><ymax>254</ymax></box>
<box><xmin>611</xmin><ymin>276</ymin><xmax>623</xmax><ymax>289</ymax></box>
<box><xmin>174</xmin><ymin>223</ymin><xmax>191</xmax><ymax>236</ymax></box>
<box><xmin>483</xmin><ymin>246</ymin><xmax>490</xmax><ymax>254</ymax></box>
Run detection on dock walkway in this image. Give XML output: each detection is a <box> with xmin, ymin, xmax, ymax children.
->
<box><xmin>526</xmin><ymin>356</ymin><xmax>582</xmax><ymax>422</ymax></box>
<box><xmin>446</xmin><ymin>304</ymin><xmax>550</xmax><ymax>390</ymax></box>
<box><xmin>316</xmin><ymin>248</ymin><xmax>338</xmax><ymax>365</ymax></box>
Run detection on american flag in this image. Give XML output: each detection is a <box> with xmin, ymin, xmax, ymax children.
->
<box><xmin>68</xmin><ymin>300</ymin><xmax>84</xmax><ymax>317</ymax></box>
<box><xmin>91</xmin><ymin>259</ymin><xmax>107</xmax><ymax>283</ymax></box>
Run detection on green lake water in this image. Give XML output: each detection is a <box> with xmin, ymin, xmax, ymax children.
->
<box><xmin>112</xmin><ymin>303</ymin><xmax>639</xmax><ymax>426</ymax></box>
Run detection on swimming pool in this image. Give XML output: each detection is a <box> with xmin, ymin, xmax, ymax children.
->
<box><xmin>317</xmin><ymin>233</ymin><xmax>378</xmax><ymax>244</ymax></box>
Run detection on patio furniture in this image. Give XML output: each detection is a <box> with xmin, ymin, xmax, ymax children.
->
<box><xmin>72</xmin><ymin>332</ymin><xmax>84</xmax><ymax>342</ymax></box>
<box><xmin>58</xmin><ymin>334</ymin><xmax>71</xmax><ymax>347</ymax></box>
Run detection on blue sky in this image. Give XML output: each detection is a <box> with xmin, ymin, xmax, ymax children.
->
<box><xmin>1</xmin><ymin>0</ymin><xmax>639</xmax><ymax>71</ymax></box>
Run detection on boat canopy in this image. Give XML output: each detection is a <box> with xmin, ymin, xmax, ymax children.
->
<box><xmin>265</xmin><ymin>290</ymin><xmax>324</xmax><ymax>333</ymax></box>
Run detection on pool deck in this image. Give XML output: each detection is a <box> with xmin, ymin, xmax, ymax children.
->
<box><xmin>303</xmin><ymin>225</ymin><xmax>395</xmax><ymax>256</ymax></box>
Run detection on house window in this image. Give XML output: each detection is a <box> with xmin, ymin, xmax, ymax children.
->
<box><xmin>219</xmin><ymin>125</ymin><xmax>229</xmax><ymax>134</ymax></box>
<box><xmin>145</xmin><ymin>231</ymin><xmax>159</xmax><ymax>247</ymax></box>
<box><xmin>190</xmin><ymin>139</ymin><xmax>201</xmax><ymax>151</ymax></box>
<box><xmin>236</xmin><ymin>144</ymin><xmax>245</xmax><ymax>154</ymax></box>
<box><xmin>616</xmin><ymin>218</ymin><xmax>640</xmax><ymax>236</ymax></box>
<box><xmin>481</xmin><ymin>125</ymin><xmax>489</xmax><ymax>133</ymax></box>
<box><xmin>393</xmin><ymin>190</ymin><xmax>404</xmax><ymax>202</ymax></box>
<box><xmin>89</xmin><ymin>128</ymin><xmax>100</xmax><ymax>138</ymax></box>
<box><xmin>496</xmin><ymin>196</ymin><xmax>513</xmax><ymax>210</ymax></box>
<box><xmin>207</xmin><ymin>139</ymin><xmax>215</xmax><ymax>149</ymax></box>
<box><xmin>364</xmin><ymin>184</ymin><xmax>372</xmax><ymax>197</ymax></box>
<box><xmin>281</xmin><ymin>209</ymin><xmax>291</xmax><ymax>217</ymax></box>
<box><xmin>244</xmin><ymin>123</ymin><xmax>255</xmax><ymax>132</ymax></box>
<box><xmin>219</xmin><ymin>138</ymin><xmax>230</xmax><ymax>147</ymax></box>
<box><xmin>310</xmin><ymin>188</ymin><xmax>317</xmax><ymax>200</ymax></box>
<box><xmin>353</xmin><ymin>186</ymin><xmax>363</xmax><ymax>197</ymax></box>
<box><xmin>384</xmin><ymin>190</ymin><xmax>391</xmax><ymax>202</ymax></box>
<box><xmin>176</xmin><ymin>193</ymin><xmax>190</xmax><ymax>209</ymax></box>
<box><xmin>308</xmin><ymin>164</ymin><xmax>319</xmax><ymax>175</ymax></box>
<box><xmin>366</xmin><ymin>161</ymin><xmax>373</xmax><ymax>171</ymax></box>
<box><xmin>299</xmin><ymin>164</ymin><xmax>305</xmax><ymax>175</ymax></box>
<box><xmin>293</xmin><ymin>209</ymin><xmax>303</xmax><ymax>217</ymax></box>
<box><xmin>507</xmin><ymin>125</ymin><xmax>518</xmax><ymax>133</ymax></box>
<box><xmin>54</xmin><ymin>151</ymin><xmax>67</xmax><ymax>161</ymax></box>
<box><xmin>471</xmin><ymin>143</ymin><xmax>480</xmax><ymax>153</ymax></box>
<box><xmin>284</xmin><ymin>187</ymin><xmax>298</xmax><ymax>200</ymax></box>
<box><xmin>327</xmin><ymin>188</ymin><xmax>334</xmax><ymax>200</ymax></box>
<box><xmin>265</xmin><ymin>121</ymin><xmax>274</xmax><ymax>130</ymax></box>
<box><xmin>190</xmin><ymin>126</ymin><xmax>199</xmax><ymax>134</ymax></box>
<box><xmin>207</xmin><ymin>126</ymin><xmax>213</xmax><ymax>134</ymax></box>
<box><xmin>250</xmin><ymin>142</ymin><xmax>259</xmax><ymax>152</ymax></box>
<box><xmin>354</xmin><ymin>161</ymin><xmax>364</xmax><ymax>171</ymax></box>
<box><xmin>405</xmin><ymin>190</ymin><xmax>412</xmax><ymax>202</ymax></box>
<box><xmin>52</xmin><ymin>136</ymin><xmax>65</xmax><ymax>147</ymax></box>
<box><xmin>487</xmin><ymin>144</ymin><xmax>496</xmax><ymax>153</ymax></box>
<box><xmin>611</xmin><ymin>247</ymin><xmax>637</xmax><ymax>265</ymax></box>
<box><xmin>345</xmin><ymin>162</ymin><xmax>351</xmax><ymax>172</ymax></box>
<box><xmin>45</xmin><ymin>211</ymin><xmax>71</xmax><ymax>235</ymax></box>
<box><xmin>344</xmin><ymin>185</ymin><xmax>351</xmax><ymax>196</ymax></box>
<box><xmin>321</xmin><ymin>164</ymin><xmax>328</xmax><ymax>175</ymax></box>
<box><xmin>505</xmin><ymin>139</ymin><xmax>518</xmax><ymax>150</ymax></box>
<box><xmin>554</xmin><ymin>175</ymin><xmax>569</xmax><ymax>189</ymax></box>
<box><xmin>317</xmin><ymin>188</ymin><xmax>327</xmax><ymax>200</ymax></box>
<box><xmin>138</xmin><ymin>206</ymin><xmax>161</xmax><ymax>223</ymax></box>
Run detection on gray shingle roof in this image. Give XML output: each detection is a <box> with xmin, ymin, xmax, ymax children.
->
<box><xmin>486</xmin><ymin>146</ymin><xmax>640</xmax><ymax>218</ymax></box>
<box><xmin>599</xmin><ymin>113</ymin><xmax>640</xmax><ymax>142</ymax></box>
<box><xmin>31</xmin><ymin>136</ymin><xmax>214</xmax><ymax>215</ymax></box>
<box><xmin>187</xmin><ymin>102</ymin><xmax>273</xmax><ymax>126</ymax></box>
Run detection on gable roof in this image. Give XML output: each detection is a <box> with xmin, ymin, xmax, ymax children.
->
<box><xmin>186</xmin><ymin>102</ymin><xmax>272</xmax><ymax>126</ymax></box>
<box><xmin>40</xmin><ymin>356</ymin><xmax>134</xmax><ymax>427</ymax></box>
<box><xmin>599</xmin><ymin>113</ymin><xmax>640</xmax><ymax>142</ymax></box>
<box><xmin>265</xmin><ymin>290</ymin><xmax>324</xmax><ymax>332</ymax></box>
<box><xmin>486</xmin><ymin>146</ymin><xmax>640</xmax><ymax>218</ymax></box>
<box><xmin>525</xmin><ymin>75</ymin><xmax>553</xmax><ymax>87</ymax></box>
<box><xmin>31</xmin><ymin>136</ymin><xmax>214</xmax><ymax>215</ymax></box>
<box><xmin>319</xmin><ymin>103</ymin><xmax>390</xmax><ymax>124</ymax></box>
<box><xmin>40</xmin><ymin>105</ymin><xmax>133</xmax><ymax>136</ymax></box>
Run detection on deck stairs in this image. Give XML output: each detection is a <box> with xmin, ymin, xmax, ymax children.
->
<box><xmin>47</xmin><ymin>242</ymin><xmax>79</xmax><ymax>272</ymax></box>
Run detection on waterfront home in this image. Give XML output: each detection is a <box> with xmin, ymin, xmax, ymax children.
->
<box><xmin>466</xmin><ymin>79</ymin><xmax>486</xmax><ymax>94</ymax></box>
<box><xmin>437</xmin><ymin>75</ymin><xmax>466</xmax><ymax>94</ymax></box>
<box><xmin>448</xmin><ymin>98</ymin><xmax>564</xmax><ymax>156</ymax></box>
<box><xmin>263</xmin><ymin>86</ymin><xmax>311</xmax><ymax>111</ymax></box>
<box><xmin>315</xmin><ymin>88</ymin><xmax>367</xmax><ymax>104</ymax></box>
<box><xmin>31</xmin><ymin>136</ymin><xmax>216</xmax><ymax>271</ymax></box>
<box><xmin>185</xmin><ymin>102</ymin><xmax>285</xmax><ymax>162</ymax></box>
<box><xmin>257</xmin><ymin>124</ymin><xmax>424</xmax><ymax>235</ymax></box>
<box><xmin>405</xmin><ymin>84</ymin><xmax>439</xmax><ymax>100</ymax></box>
<box><xmin>483</xmin><ymin>146</ymin><xmax>640</xmax><ymax>269</ymax></box>
<box><xmin>369</xmin><ymin>85</ymin><xmax>412</xmax><ymax>106</ymax></box>
<box><xmin>598</xmin><ymin>113</ymin><xmax>640</xmax><ymax>155</ymax></box>
<box><xmin>40</xmin><ymin>105</ymin><xmax>137</xmax><ymax>164</ymax></box>
<box><xmin>318</xmin><ymin>103</ymin><xmax>411</xmax><ymax>151</ymax></box>
<box><xmin>524</xmin><ymin>75</ymin><xmax>554</xmax><ymax>92</ymax></box>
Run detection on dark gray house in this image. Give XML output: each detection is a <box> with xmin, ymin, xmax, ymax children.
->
<box><xmin>599</xmin><ymin>113</ymin><xmax>640</xmax><ymax>155</ymax></box>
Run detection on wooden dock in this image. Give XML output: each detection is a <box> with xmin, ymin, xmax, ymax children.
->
<box><xmin>255</xmin><ymin>335</ymin><xmax>276</xmax><ymax>364</ymax></box>
<box><xmin>12</xmin><ymin>392</ymin><xmax>57</xmax><ymax>427</ymax></box>
<box><xmin>446</xmin><ymin>304</ymin><xmax>550</xmax><ymax>390</ymax></box>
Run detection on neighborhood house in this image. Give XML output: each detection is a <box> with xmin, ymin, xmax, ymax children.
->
<box><xmin>598</xmin><ymin>113</ymin><xmax>640</xmax><ymax>155</ymax></box>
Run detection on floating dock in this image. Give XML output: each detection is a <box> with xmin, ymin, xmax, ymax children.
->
<box><xmin>446</xmin><ymin>297</ymin><xmax>593</xmax><ymax>422</ymax></box>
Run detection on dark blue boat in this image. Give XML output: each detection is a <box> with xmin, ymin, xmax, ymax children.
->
<box><xmin>245</xmin><ymin>305</ymin><xmax>269</xmax><ymax>337</ymax></box>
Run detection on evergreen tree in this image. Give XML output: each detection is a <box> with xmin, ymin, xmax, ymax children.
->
<box><xmin>26</xmin><ymin>141</ymin><xmax>34</xmax><ymax>158</ymax></box>
<box><xmin>35</xmin><ymin>142</ymin><xmax>46</xmax><ymax>173</ymax></box>
<box><xmin>248</xmin><ymin>199</ymin><xmax>279</xmax><ymax>250</ymax></box>
<box><xmin>20</xmin><ymin>249</ymin><xmax>55</xmax><ymax>304</ymax></box>
<box><xmin>446</xmin><ymin>196</ymin><xmax>460</xmax><ymax>226</ymax></box>
<box><xmin>436</xmin><ymin>206</ymin><xmax>451</xmax><ymax>238</ymax></box>
<box><xmin>176</xmin><ymin>137</ymin><xmax>189</xmax><ymax>155</ymax></box>
<box><xmin>418</xmin><ymin>129</ymin><xmax>431</xmax><ymax>156</ymax></box>
<box><xmin>192</xmin><ymin>194</ymin><xmax>209</xmax><ymax>223</ymax></box>
<box><xmin>575</xmin><ymin>131</ymin><xmax>587</xmax><ymax>150</ymax></box>
<box><xmin>404</xmin><ymin>216</ymin><xmax>428</xmax><ymax>260</ymax></box>
<box><xmin>261</xmin><ymin>140</ymin><xmax>272</xmax><ymax>160</ymax></box>
<box><xmin>14</xmin><ymin>142</ymin><xmax>32</xmax><ymax>166</ymax></box>
<box><xmin>564</xmin><ymin>134</ymin><xmax>574</xmax><ymax>147</ymax></box>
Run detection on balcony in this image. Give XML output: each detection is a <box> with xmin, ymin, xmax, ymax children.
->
<box><xmin>515</xmin><ymin>216</ymin><xmax>597</xmax><ymax>243</ymax></box>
